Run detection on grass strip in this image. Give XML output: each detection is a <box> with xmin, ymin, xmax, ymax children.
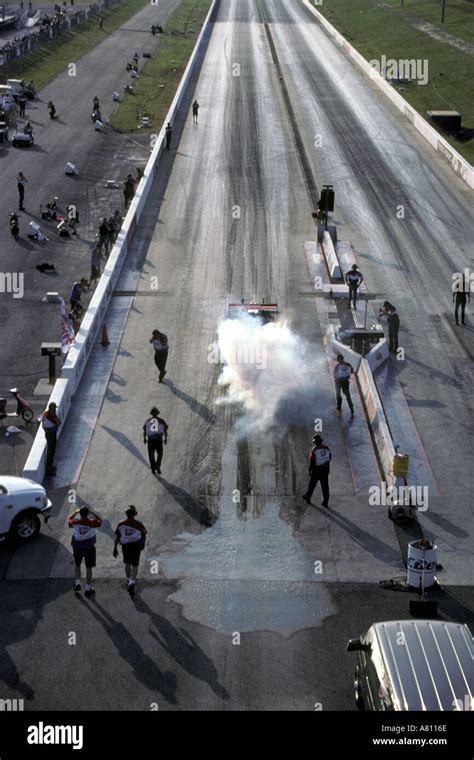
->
<box><xmin>1</xmin><ymin>0</ymin><xmax>149</xmax><ymax>91</ymax></box>
<box><xmin>315</xmin><ymin>0</ymin><xmax>474</xmax><ymax>164</ymax></box>
<box><xmin>109</xmin><ymin>0</ymin><xmax>211</xmax><ymax>133</ymax></box>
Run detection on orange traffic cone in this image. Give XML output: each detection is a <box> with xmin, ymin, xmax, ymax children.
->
<box><xmin>101</xmin><ymin>322</ymin><xmax>110</xmax><ymax>346</ymax></box>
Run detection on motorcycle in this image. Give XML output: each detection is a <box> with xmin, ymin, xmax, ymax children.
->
<box><xmin>40</xmin><ymin>197</ymin><xmax>59</xmax><ymax>221</ymax></box>
<box><xmin>9</xmin><ymin>213</ymin><xmax>19</xmax><ymax>240</ymax></box>
<box><xmin>0</xmin><ymin>388</ymin><xmax>34</xmax><ymax>423</ymax></box>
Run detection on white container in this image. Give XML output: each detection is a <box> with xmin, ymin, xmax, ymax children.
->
<box><xmin>407</xmin><ymin>540</ymin><xmax>437</xmax><ymax>589</ymax></box>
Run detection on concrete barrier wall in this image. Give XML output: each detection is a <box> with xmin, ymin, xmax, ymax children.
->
<box><xmin>365</xmin><ymin>337</ymin><xmax>389</xmax><ymax>372</ymax></box>
<box><xmin>321</xmin><ymin>230</ymin><xmax>341</xmax><ymax>279</ymax></box>
<box><xmin>303</xmin><ymin>0</ymin><xmax>474</xmax><ymax>190</ymax></box>
<box><xmin>22</xmin><ymin>0</ymin><xmax>219</xmax><ymax>483</ymax></box>
<box><xmin>325</xmin><ymin>328</ymin><xmax>362</xmax><ymax>373</ymax></box>
<box><xmin>357</xmin><ymin>357</ymin><xmax>395</xmax><ymax>485</ymax></box>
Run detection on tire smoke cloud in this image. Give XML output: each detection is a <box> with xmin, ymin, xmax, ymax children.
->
<box><xmin>216</xmin><ymin>314</ymin><xmax>325</xmax><ymax>435</ymax></box>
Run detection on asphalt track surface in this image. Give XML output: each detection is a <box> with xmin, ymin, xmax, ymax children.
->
<box><xmin>0</xmin><ymin>0</ymin><xmax>180</xmax><ymax>473</ymax></box>
<box><xmin>0</xmin><ymin>0</ymin><xmax>472</xmax><ymax>711</ymax></box>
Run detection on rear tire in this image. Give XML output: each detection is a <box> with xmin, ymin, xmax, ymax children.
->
<box><xmin>22</xmin><ymin>408</ymin><xmax>34</xmax><ymax>423</ymax></box>
<box><xmin>11</xmin><ymin>513</ymin><xmax>40</xmax><ymax>542</ymax></box>
<box><xmin>354</xmin><ymin>667</ymin><xmax>365</xmax><ymax>711</ymax></box>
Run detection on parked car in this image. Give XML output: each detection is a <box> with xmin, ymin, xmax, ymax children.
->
<box><xmin>347</xmin><ymin>620</ymin><xmax>474</xmax><ymax>711</ymax></box>
<box><xmin>6</xmin><ymin>79</ymin><xmax>36</xmax><ymax>100</ymax></box>
<box><xmin>0</xmin><ymin>477</ymin><xmax>52</xmax><ymax>543</ymax></box>
<box><xmin>12</xmin><ymin>131</ymin><xmax>34</xmax><ymax>147</ymax></box>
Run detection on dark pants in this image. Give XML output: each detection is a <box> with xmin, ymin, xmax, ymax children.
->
<box><xmin>147</xmin><ymin>437</ymin><xmax>163</xmax><ymax>472</ymax></box>
<box><xmin>388</xmin><ymin>326</ymin><xmax>399</xmax><ymax>351</ymax></box>
<box><xmin>348</xmin><ymin>285</ymin><xmax>358</xmax><ymax>307</ymax></box>
<box><xmin>166</xmin><ymin>132</ymin><xmax>172</xmax><ymax>149</ymax></box>
<box><xmin>304</xmin><ymin>468</ymin><xmax>330</xmax><ymax>505</ymax></box>
<box><xmin>45</xmin><ymin>430</ymin><xmax>57</xmax><ymax>473</ymax></box>
<box><xmin>154</xmin><ymin>349</ymin><xmax>168</xmax><ymax>379</ymax></box>
<box><xmin>335</xmin><ymin>379</ymin><xmax>354</xmax><ymax>412</ymax></box>
<box><xmin>19</xmin><ymin>103</ymin><xmax>25</xmax><ymax>117</ymax></box>
<box><xmin>18</xmin><ymin>184</ymin><xmax>25</xmax><ymax>210</ymax></box>
<box><xmin>455</xmin><ymin>298</ymin><xmax>466</xmax><ymax>324</ymax></box>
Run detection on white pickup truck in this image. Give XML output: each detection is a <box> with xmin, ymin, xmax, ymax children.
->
<box><xmin>0</xmin><ymin>477</ymin><xmax>52</xmax><ymax>542</ymax></box>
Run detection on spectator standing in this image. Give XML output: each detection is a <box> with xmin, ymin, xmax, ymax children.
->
<box><xmin>41</xmin><ymin>402</ymin><xmax>61</xmax><ymax>476</ymax></box>
<box><xmin>17</xmin><ymin>172</ymin><xmax>27</xmax><ymax>211</ymax></box>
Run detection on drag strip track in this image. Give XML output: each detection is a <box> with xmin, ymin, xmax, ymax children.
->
<box><xmin>256</xmin><ymin>0</ymin><xmax>320</xmax><ymax>211</ymax></box>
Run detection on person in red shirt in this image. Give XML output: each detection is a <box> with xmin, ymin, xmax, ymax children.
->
<box><xmin>113</xmin><ymin>506</ymin><xmax>147</xmax><ymax>598</ymax></box>
<box><xmin>68</xmin><ymin>506</ymin><xmax>102</xmax><ymax>596</ymax></box>
<box><xmin>302</xmin><ymin>435</ymin><xmax>332</xmax><ymax>508</ymax></box>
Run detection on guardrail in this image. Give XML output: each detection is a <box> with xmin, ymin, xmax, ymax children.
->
<box><xmin>23</xmin><ymin>0</ymin><xmax>219</xmax><ymax>483</ymax></box>
<box><xmin>303</xmin><ymin>0</ymin><xmax>474</xmax><ymax>190</ymax></box>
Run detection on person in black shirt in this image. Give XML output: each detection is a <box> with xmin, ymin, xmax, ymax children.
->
<box><xmin>379</xmin><ymin>301</ymin><xmax>400</xmax><ymax>352</ymax></box>
<box><xmin>453</xmin><ymin>277</ymin><xmax>470</xmax><ymax>326</ymax></box>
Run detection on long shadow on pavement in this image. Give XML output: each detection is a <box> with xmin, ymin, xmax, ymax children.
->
<box><xmin>157</xmin><ymin>477</ymin><xmax>214</xmax><ymax>526</ymax></box>
<box><xmin>134</xmin><ymin>595</ymin><xmax>229</xmax><ymax>702</ymax></box>
<box><xmin>164</xmin><ymin>379</ymin><xmax>215</xmax><ymax>424</ymax></box>
<box><xmin>312</xmin><ymin>505</ymin><xmax>402</xmax><ymax>566</ymax></box>
<box><xmin>101</xmin><ymin>424</ymin><xmax>149</xmax><ymax>468</ymax></box>
<box><xmin>80</xmin><ymin>596</ymin><xmax>178</xmax><ymax>705</ymax></box>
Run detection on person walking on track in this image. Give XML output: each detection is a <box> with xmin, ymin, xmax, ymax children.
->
<box><xmin>192</xmin><ymin>100</ymin><xmax>199</xmax><ymax>124</ymax></box>
<box><xmin>334</xmin><ymin>353</ymin><xmax>355</xmax><ymax>414</ymax></box>
<box><xmin>345</xmin><ymin>264</ymin><xmax>364</xmax><ymax>309</ymax></box>
<box><xmin>150</xmin><ymin>329</ymin><xmax>169</xmax><ymax>382</ymax></box>
<box><xmin>113</xmin><ymin>505</ymin><xmax>147</xmax><ymax>598</ymax></box>
<box><xmin>453</xmin><ymin>276</ymin><xmax>470</xmax><ymax>326</ymax></box>
<box><xmin>68</xmin><ymin>506</ymin><xmax>102</xmax><ymax>596</ymax></box>
<box><xmin>143</xmin><ymin>406</ymin><xmax>168</xmax><ymax>474</ymax></box>
<box><xmin>302</xmin><ymin>435</ymin><xmax>332</xmax><ymax>508</ymax></box>
<box><xmin>17</xmin><ymin>172</ymin><xmax>27</xmax><ymax>211</ymax></box>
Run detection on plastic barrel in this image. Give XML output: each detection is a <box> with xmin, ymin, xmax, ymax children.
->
<box><xmin>407</xmin><ymin>541</ymin><xmax>437</xmax><ymax>589</ymax></box>
<box><xmin>393</xmin><ymin>453</ymin><xmax>409</xmax><ymax>479</ymax></box>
